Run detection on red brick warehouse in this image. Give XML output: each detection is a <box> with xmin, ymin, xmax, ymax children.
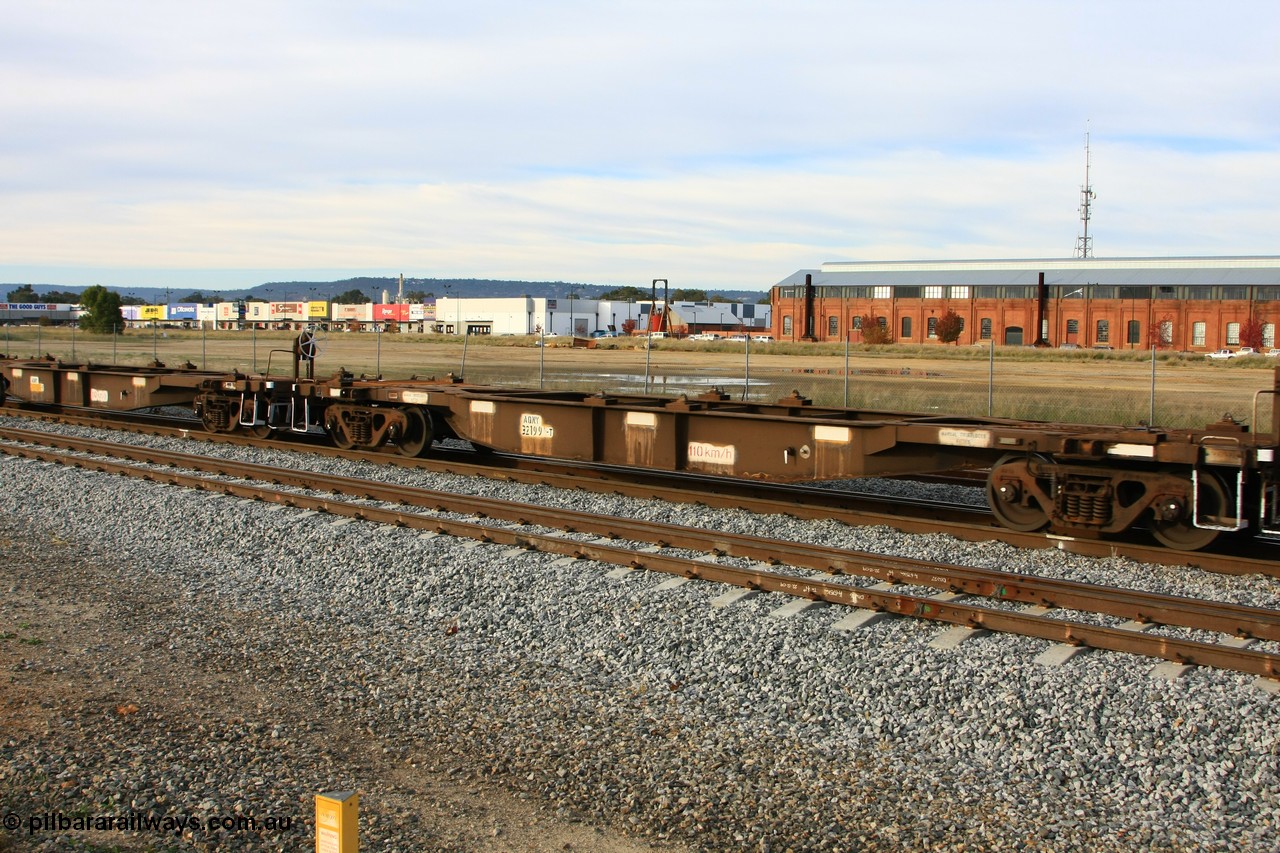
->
<box><xmin>771</xmin><ymin>256</ymin><xmax>1280</xmax><ymax>352</ymax></box>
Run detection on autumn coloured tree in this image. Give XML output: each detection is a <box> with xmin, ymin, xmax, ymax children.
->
<box><xmin>934</xmin><ymin>309</ymin><xmax>964</xmax><ymax>344</ymax></box>
<box><xmin>858</xmin><ymin>313</ymin><xmax>893</xmax><ymax>345</ymax></box>
<box><xmin>1241</xmin><ymin>317</ymin><xmax>1266</xmax><ymax>350</ymax></box>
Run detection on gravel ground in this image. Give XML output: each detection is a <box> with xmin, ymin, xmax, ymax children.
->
<box><xmin>2</xmin><ymin>414</ymin><xmax>1279</xmax><ymax>852</ymax></box>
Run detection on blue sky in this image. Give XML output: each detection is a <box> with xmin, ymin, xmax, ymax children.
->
<box><xmin>2</xmin><ymin>1</ymin><xmax>1278</xmax><ymax>294</ymax></box>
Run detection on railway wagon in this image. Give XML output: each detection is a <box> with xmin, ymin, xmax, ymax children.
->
<box><xmin>4</xmin><ymin>350</ymin><xmax>1280</xmax><ymax>551</ymax></box>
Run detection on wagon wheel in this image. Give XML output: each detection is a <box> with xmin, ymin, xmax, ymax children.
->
<box><xmin>986</xmin><ymin>453</ymin><xmax>1051</xmax><ymax>532</ymax></box>
<box><xmin>199</xmin><ymin>406</ymin><xmax>225</xmax><ymax>433</ymax></box>
<box><xmin>199</xmin><ymin>398</ymin><xmax>238</xmax><ymax>433</ymax></box>
<box><xmin>325</xmin><ymin>415</ymin><xmax>355</xmax><ymax>450</ymax></box>
<box><xmin>250</xmin><ymin>423</ymin><xmax>275</xmax><ymax>439</ymax></box>
<box><xmin>1150</xmin><ymin>472</ymin><xmax>1226</xmax><ymax>551</ymax></box>
<box><xmin>395</xmin><ymin>407</ymin><xmax>432</xmax><ymax>457</ymax></box>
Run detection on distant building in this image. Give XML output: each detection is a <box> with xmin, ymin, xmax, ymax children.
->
<box><xmin>429</xmin><ymin>296</ymin><xmax>769</xmax><ymax>337</ymax></box>
<box><xmin>771</xmin><ymin>256</ymin><xmax>1280</xmax><ymax>351</ymax></box>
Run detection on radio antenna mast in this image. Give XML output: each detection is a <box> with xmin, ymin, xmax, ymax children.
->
<box><xmin>1074</xmin><ymin>127</ymin><xmax>1095</xmax><ymax>258</ymax></box>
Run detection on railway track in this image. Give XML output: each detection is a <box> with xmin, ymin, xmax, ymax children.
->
<box><xmin>6</xmin><ymin>403</ymin><xmax>1280</xmax><ymax>578</ymax></box>
<box><xmin>3</xmin><ymin>425</ymin><xmax>1278</xmax><ymax>688</ymax></box>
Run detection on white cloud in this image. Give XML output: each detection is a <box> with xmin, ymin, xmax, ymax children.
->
<box><xmin>1</xmin><ymin>1</ymin><xmax>1278</xmax><ymax>290</ymax></box>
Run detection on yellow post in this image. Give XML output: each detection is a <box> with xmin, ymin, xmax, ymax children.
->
<box><xmin>315</xmin><ymin>791</ymin><xmax>358</xmax><ymax>853</ymax></box>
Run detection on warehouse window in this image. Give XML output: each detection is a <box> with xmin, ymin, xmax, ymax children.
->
<box><xmin>1227</xmin><ymin>322</ymin><xmax>1241</xmax><ymax>345</ymax></box>
<box><xmin>924</xmin><ymin>286</ymin><xmax>943</xmax><ymax>299</ymax></box>
<box><xmin>852</xmin><ymin>316</ymin><xmax>862</xmax><ymax>330</ymax></box>
<box><xmin>896</xmin><ymin>286</ymin><xmax>921</xmax><ymax>299</ymax></box>
<box><xmin>927</xmin><ymin>317</ymin><xmax>938</xmax><ymax>339</ymax></box>
<box><xmin>827</xmin><ymin>315</ymin><xmax>838</xmax><ymax>337</ymax></box>
<box><xmin>901</xmin><ymin>317</ymin><xmax>913</xmax><ymax>338</ymax></box>
<box><xmin>1222</xmin><ymin>287</ymin><xmax>1247</xmax><ymax>301</ymax></box>
<box><xmin>782</xmin><ymin>316</ymin><xmax>793</xmax><ymax>336</ymax></box>
<box><xmin>873</xmin><ymin>286</ymin><xmax>891</xmax><ymax>300</ymax></box>
<box><xmin>980</xmin><ymin>318</ymin><xmax>992</xmax><ymax>339</ymax></box>
<box><xmin>1127</xmin><ymin>320</ymin><xmax>1141</xmax><ymax>345</ymax></box>
<box><xmin>1066</xmin><ymin>319</ymin><xmax>1079</xmax><ymax>335</ymax></box>
<box><xmin>1154</xmin><ymin>286</ymin><xmax>1178</xmax><ymax>300</ymax></box>
<box><xmin>975</xmin><ymin>287</ymin><xmax>1000</xmax><ymax>299</ymax></box>
<box><xmin>1265</xmin><ymin>324</ymin><xmax>1276</xmax><ymax>347</ymax></box>
<box><xmin>949</xmin><ymin>286</ymin><xmax>970</xmax><ymax>299</ymax></box>
<box><xmin>1186</xmin><ymin>287</ymin><xmax>1211</xmax><ymax>300</ymax></box>
<box><xmin>1159</xmin><ymin>320</ymin><xmax>1173</xmax><ymax>346</ymax></box>
<box><xmin>1096</xmin><ymin>320</ymin><xmax>1109</xmax><ymax>343</ymax></box>
<box><xmin>1192</xmin><ymin>322</ymin><xmax>1206</xmax><ymax>346</ymax></box>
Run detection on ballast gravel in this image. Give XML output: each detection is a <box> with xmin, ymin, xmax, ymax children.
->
<box><xmin>2</xmin><ymin>415</ymin><xmax>1279</xmax><ymax>852</ymax></box>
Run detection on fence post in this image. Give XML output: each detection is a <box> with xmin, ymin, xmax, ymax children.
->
<box><xmin>988</xmin><ymin>339</ymin><xmax>995</xmax><ymax>417</ymax></box>
<box><xmin>1150</xmin><ymin>345</ymin><xmax>1157</xmax><ymax>426</ymax></box>
<box><xmin>843</xmin><ymin>332</ymin><xmax>850</xmax><ymax>408</ymax></box>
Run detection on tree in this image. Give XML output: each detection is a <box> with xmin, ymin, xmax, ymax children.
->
<box><xmin>858</xmin><ymin>313</ymin><xmax>894</xmax><ymax>345</ymax></box>
<box><xmin>333</xmin><ymin>289</ymin><xmax>371</xmax><ymax>304</ymax></box>
<box><xmin>404</xmin><ymin>290</ymin><xmax>433</xmax><ymax>302</ymax></box>
<box><xmin>671</xmin><ymin>288</ymin><xmax>708</xmax><ymax>302</ymax></box>
<box><xmin>7</xmin><ymin>285</ymin><xmax>38</xmax><ymax>302</ymax></box>
<box><xmin>1148</xmin><ymin>313</ymin><xmax>1176</xmax><ymax>349</ymax></box>
<box><xmin>77</xmin><ymin>285</ymin><xmax>125</xmax><ymax>334</ymax></box>
<box><xmin>1241</xmin><ymin>316</ymin><xmax>1266</xmax><ymax>350</ymax></box>
<box><xmin>599</xmin><ymin>286</ymin><xmax>647</xmax><ymax>301</ymax></box>
<box><xmin>934</xmin><ymin>309</ymin><xmax>964</xmax><ymax>345</ymax></box>
<box><xmin>179</xmin><ymin>291</ymin><xmax>210</xmax><ymax>303</ymax></box>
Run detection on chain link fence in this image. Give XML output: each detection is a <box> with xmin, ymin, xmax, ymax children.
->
<box><xmin>5</xmin><ymin>327</ymin><xmax>1275</xmax><ymax>434</ymax></box>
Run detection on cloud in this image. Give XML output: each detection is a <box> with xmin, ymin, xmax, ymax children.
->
<box><xmin>1</xmin><ymin>1</ymin><xmax>1278</xmax><ymax>290</ymax></box>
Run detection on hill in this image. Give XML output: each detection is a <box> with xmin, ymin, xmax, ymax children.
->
<box><xmin>5</xmin><ymin>278</ymin><xmax>768</xmax><ymax>304</ymax></box>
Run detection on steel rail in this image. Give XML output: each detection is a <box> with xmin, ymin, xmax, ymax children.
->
<box><xmin>6</xmin><ymin>428</ymin><xmax>1280</xmax><ymax>648</ymax></box>
<box><xmin>4</xmin><ymin>405</ymin><xmax>1279</xmax><ymax>577</ymax></box>
<box><xmin>3</xmin><ymin>439</ymin><xmax>1278</xmax><ymax>681</ymax></box>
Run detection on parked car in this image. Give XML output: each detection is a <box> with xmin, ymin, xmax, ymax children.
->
<box><xmin>1236</xmin><ymin>347</ymin><xmax>1259</xmax><ymax>357</ymax></box>
<box><xmin>589</xmin><ymin>330</ymin><xmax>617</xmax><ymax>338</ymax></box>
<box><xmin>753</xmin><ymin>335</ymin><xmax>774</xmax><ymax>343</ymax></box>
<box><xmin>1266</xmin><ymin>349</ymin><xmax>1280</xmax><ymax>358</ymax></box>
<box><xmin>1205</xmin><ymin>349</ymin><xmax>1235</xmax><ymax>360</ymax></box>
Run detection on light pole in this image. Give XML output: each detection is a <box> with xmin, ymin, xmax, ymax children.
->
<box><xmin>647</xmin><ymin>279</ymin><xmax>667</xmax><ymax>393</ymax></box>
<box><xmin>1056</xmin><ymin>287</ymin><xmax>1084</xmax><ymax>346</ymax></box>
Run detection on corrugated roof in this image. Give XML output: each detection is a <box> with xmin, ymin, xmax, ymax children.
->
<box><xmin>775</xmin><ymin>257</ymin><xmax>1280</xmax><ymax>288</ymax></box>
